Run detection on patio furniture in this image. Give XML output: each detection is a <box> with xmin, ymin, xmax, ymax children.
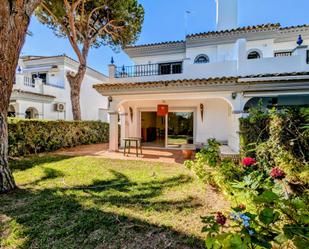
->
<box><xmin>123</xmin><ymin>137</ymin><xmax>143</xmax><ymax>157</ymax></box>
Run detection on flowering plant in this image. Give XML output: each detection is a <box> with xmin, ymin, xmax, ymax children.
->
<box><xmin>202</xmin><ymin>205</ymin><xmax>280</xmax><ymax>249</ymax></box>
<box><xmin>242</xmin><ymin>157</ymin><xmax>257</xmax><ymax>167</ymax></box>
<box><xmin>215</xmin><ymin>212</ymin><xmax>226</xmax><ymax>225</ymax></box>
<box><xmin>270</xmin><ymin>167</ymin><xmax>285</xmax><ymax>180</ymax></box>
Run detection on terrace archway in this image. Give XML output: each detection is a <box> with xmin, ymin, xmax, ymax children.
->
<box><xmin>25</xmin><ymin>107</ymin><xmax>39</xmax><ymax>119</ymax></box>
<box><xmin>8</xmin><ymin>105</ymin><xmax>16</xmax><ymax>117</ymax></box>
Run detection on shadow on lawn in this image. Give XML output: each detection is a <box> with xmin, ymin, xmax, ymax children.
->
<box><xmin>9</xmin><ymin>155</ymin><xmax>70</xmax><ymax>172</ymax></box>
<box><xmin>1</xmin><ymin>170</ymin><xmax>205</xmax><ymax>249</ymax></box>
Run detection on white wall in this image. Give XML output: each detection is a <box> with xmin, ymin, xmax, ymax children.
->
<box><xmin>80</xmin><ymin>72</ymin><xmax>108</xmax><ymax>121</ymax></box>
<box><xmin>132</xmin><ymin>52</ymin><xmax>186</xmax><ymax>65</ymax></box>
<box><xmin>13</xmin><ymin>56</ymin><xmax>108</xmax><ymax>121</ymax></box>
<box><xmin>119</xmin><ymin>98</ymin><xmax>231</xmax><ymax>146</ymax></box>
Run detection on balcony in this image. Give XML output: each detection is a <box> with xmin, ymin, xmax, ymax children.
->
<box><xmin>115</xmin><ymin>62</ymin><xmax>183</xmax><ymax>78</ymax></box>
<box><xmin>109</xmin><ymin>45</ymin><xmax>309</xmax><ymax>84</ymax></box>
<box><xmin>15</xmin><ymin>75</ymin><xmax>65</xmax><ymax>94</ymax></box>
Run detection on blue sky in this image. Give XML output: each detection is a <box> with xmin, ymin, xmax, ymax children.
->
<box><xmin>22</xmin><ymin>0</ymin><xmax>309</xmax><ymax>75</ymax></box>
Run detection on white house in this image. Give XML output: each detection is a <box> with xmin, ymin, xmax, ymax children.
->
<box><xmin>94</xmin><ymin>0</ymin><xmax>309</xmax><ymax>153</ymax></box>
<box><xmin>10</xmin><ymin>55</ymin><xmax>108</xmax><ymax>121</ymax></box>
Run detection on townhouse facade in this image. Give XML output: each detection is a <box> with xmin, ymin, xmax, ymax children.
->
<box><xmin>10</xmin><ymin>55</ymin><xmax>108</xmax><ymax>121</ymax></box>
<box><xmin>93</xmin><ymin>0</ymin><xmax>309</xmax><ymax>152</ymax></box>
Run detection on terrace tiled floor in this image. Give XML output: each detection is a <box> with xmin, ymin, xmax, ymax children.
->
<box><xmin>54</xmin><ymin>143</ymin><xmax>192</xmax><ymax>164</ymax></box>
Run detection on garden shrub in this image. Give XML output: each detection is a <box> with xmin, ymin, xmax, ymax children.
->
<box><xmin>184</xmin><ymin>139</ymin><xmax>220</xmax><ymax>186</ymax></box>
<box><xmin>8</xmin><ymin>119</ymin><xmax>109</xmax><ymax>156</ymax></box>
<box><xmin>185</xmin><ymin>107</ymin><xmax>309</xmax><ymax>248</ymax></box>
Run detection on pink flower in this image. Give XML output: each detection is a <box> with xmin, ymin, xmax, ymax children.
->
<box><xmin>270</xmin><ymin>167</ymin><xmax>286</xmax><ymax>180</ymax></box>
<box><xmin>215</xmin><ymin>212</ymin><xmax>227</xmax><ymax>226</ymax></box>
<box><xmin>242</xmin><ymin>157</ymin><xmax>256</xmax><ymax>167</ymax></box>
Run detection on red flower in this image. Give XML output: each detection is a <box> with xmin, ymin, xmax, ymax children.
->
<box><xmin>270</xmin><ymin>167</ymin><xmax>286</xmax><ymax>180</ymax></box>
<box><xmin>242</xmin><ymin>157</ymin><xmax>256</xmax><ymax>167</ymax></box>
<box><xmin>215</xmin><ymin>212</ymin><xmax>227</xmax><ymax>226</ymax></box>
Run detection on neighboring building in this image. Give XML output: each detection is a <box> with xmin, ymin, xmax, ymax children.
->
<box><xmin>10</xmin><ymin>55</ymin><xmax>108</xmax><ymax>121</ymax></box>
<box><xmin>94</xmin><ymin>0</ymin><xmax>309</xmax><ymax>153</ymax></box>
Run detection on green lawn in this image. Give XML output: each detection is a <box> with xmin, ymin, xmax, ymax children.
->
<box><xmin>0</xmin><ymin>155</ymin><xmax>221</xmax><ymax>249</ymax></box>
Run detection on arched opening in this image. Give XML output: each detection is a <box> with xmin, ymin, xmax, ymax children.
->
<box><xmin>8</xmin><ymin>105</ymin><xmax>16</xmax><ymax>117</ymax></box>
<box><xmin>25</xmin><ymin>107</ymin><xmax>39</xmax><ymax>119</ymax></box>
<box><xmin>194</xmin><ymin>54</ymin><xmax>210</xmax><ymax>64</ymax></box>
<box><xmin>247</xmin><ymin>50</ymin><xmax>261</xmax><ymax>60</ymax></box>
<box><xmin>243</xmin><ymin>95</ymin><xmax>309</xmax><ymax>112</ymax></box>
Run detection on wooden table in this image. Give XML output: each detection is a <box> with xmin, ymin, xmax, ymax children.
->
<box><xmin>123</xmin><ymin>137</ymin><xmax>143</xmax><ymax>157</ymax></box>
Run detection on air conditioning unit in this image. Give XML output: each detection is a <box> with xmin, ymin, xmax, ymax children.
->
<box><xmin>54</xmin><ymin>103</ymin><xmax>65</xmax><ymax>112</ymax></box>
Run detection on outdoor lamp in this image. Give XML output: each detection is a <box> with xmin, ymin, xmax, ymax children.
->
<box><xmin>200</xmin><ymin>104</ymin><xmax>204</xmax><ymax>122</ymax></box>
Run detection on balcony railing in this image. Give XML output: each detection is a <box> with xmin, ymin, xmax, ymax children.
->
<box><xmin>115</xmin><ymin>62</ymin><xmax>183</xmax><ymax>78</ymax></box>
<box><xmin>24</xmin><ymin>77</ymin><xmax>35</xmax><ymax>87</ymax></box>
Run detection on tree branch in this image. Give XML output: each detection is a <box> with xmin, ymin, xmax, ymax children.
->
<box><xmin>40</xmin><ymin>2</ymin><xmax>84</xmax><ymax>63</ymax></box>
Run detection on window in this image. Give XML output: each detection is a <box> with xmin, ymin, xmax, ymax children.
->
<box><xmin>274</xmin><ymin>51</ymin><xmax>292</xmax><ymax>57</ymax></box>
<box><xmin>247</xmin><ymin>51</ymin><xmax>261</xmax><ymax>60</ymax></box>
<box><xmin>194</xmin><ymin>54</ymin><xmax>209</xmax><ymax>64</ymax></box>
<box><xmin>159</xmin><ymin>62</ymin><xmax>182</xmax><ymax>75</ymax></box>
<box><xmin>32</xmin><ymin>72</ymin><xmax>47</xmax><ymax>84</ymax></box>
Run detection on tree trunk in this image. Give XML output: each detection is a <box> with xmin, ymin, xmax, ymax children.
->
<box><xmin>0</xmin><ymin>110</ymin><xmax>15</xmax><ymax>192</ymax></box>
<box><xmin>0</xmin><ymin>0</ymin><xmax>41</xmax><ymax>193</ymax></box>
<box><xmin>67</xmin><ymin>64</ymin><xmax>87</xmax><ymax>121</ymax></box>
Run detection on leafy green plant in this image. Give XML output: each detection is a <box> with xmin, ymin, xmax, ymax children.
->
<box><xmin>184</xmin><ymin>139</ymin><xmax>220</xmax><ymax>186</ymax></box>
<box><xmin>8</xmin><ymin>119</ymin><xmax>109</xmax><ymax>156</ymax></box>
<box><xmin>186</xmin><ymin>107</ymin><xmax>309</xmax><ymax>248</ymax></box>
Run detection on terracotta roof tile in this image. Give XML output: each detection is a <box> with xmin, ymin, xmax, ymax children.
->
<box><xmin>94</xmin><ymin>72</ymin><xmax>309</xmax><ymax>91</ymax></box>
<box><xmin>187</xmin><ymin>23</ymin><xmax>281</xmax><ymax>39</ymax></box>
<box><xmin>124</xmin><ymin>23</ymin><xmax>309</xmax><ymax>49</ymax></box>
<box><xmin>125</xmin><ymin>40</ymin><xmax>185</xmax><ymax>49</ymax></box>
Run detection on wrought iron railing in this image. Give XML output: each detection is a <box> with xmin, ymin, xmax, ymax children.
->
<box><xmin>115</xmin><ymin>62</ymin><xmax>183</xmax><ymax>78</ymax></box>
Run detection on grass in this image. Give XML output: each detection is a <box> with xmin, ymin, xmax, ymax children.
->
<box><xmin>0</xmin><ymin>155</ymin><xmax>226</xmax><ymax>249</ymax></box>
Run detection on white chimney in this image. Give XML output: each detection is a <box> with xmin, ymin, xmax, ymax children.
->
<box><xmin>216</xmin><ymin>0</ymin><xmax>238</xmax><ymax>31</ymax></box>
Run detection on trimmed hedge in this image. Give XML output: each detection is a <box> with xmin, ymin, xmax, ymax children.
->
<box><xmin>8</xmin><ymin>119</ymin><xmax>109</xmax><ymax>156</ymax></box>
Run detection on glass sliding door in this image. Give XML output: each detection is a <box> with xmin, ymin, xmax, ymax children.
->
<box><xmin>167</xmin><ymin>112</ymin><xmax>194</xmax><ymax>148</ymax></box>
<box><xmin>141</xmin><ymin>112</ymin><xmax>166</xmax><ymax>147</ymax></box>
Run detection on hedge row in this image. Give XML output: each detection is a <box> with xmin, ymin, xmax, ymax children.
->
<box><xmin>8</xmin><ymin>119</ymin><xmax>109</xmax><ymax>157</ymax></box>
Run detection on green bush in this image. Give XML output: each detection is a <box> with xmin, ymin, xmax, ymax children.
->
<box><xmin>184</xmin><ymin>139</ymin><xmax>220</xmax><ymax>186</ymax></box>
<box><xmin>185</xmin><ymin>107</ymin><xmax>309</xmax><ymax>248</ymax></box>
<box><xmin>8</xmin><ymin>119</ymin><xmax>109</xmax><ymax>156</ymax></box>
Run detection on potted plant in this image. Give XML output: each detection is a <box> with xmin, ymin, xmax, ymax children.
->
<box><xmin>181</xmin><ymin>144</ymin><xmax>196</xmax><ymax>160</ymax></box>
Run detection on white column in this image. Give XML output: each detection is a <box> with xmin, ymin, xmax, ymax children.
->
<box><xmin>233</xmin><ymin>38</ymin><xmax>247</xmax><ymax>75</ymax></box>
<box><xmin>292</xmin><ymin>45</ymin><xmax>309</xmax><ymax>70</ymax></box>
<box><xmin>119</xmin><ymin>110</ymin><xmax>127</xmax><ymax>148</ymax></box>
<box><xmin>109</xmin><ymin>111</ymin><xmax>119</xmax><ymax>151</ymax></box>
<box><xmin>108</xmin><ymin>64</ymin><xmax>116</xmax><ymax>79</ymax></box>
<box><xmin>225</xmin><ymin>94</ymin><xmax>245</xmax><ymax>153</ymax></box>
<box><xmin>108</xmin><ymin>100</ymin><xmax>120</xmax><ymax>152</ymax></box>
<box><xmin>228</xmin><ymin>112</ymin><xmax>242</xmax><ymax>153</ymax></box>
